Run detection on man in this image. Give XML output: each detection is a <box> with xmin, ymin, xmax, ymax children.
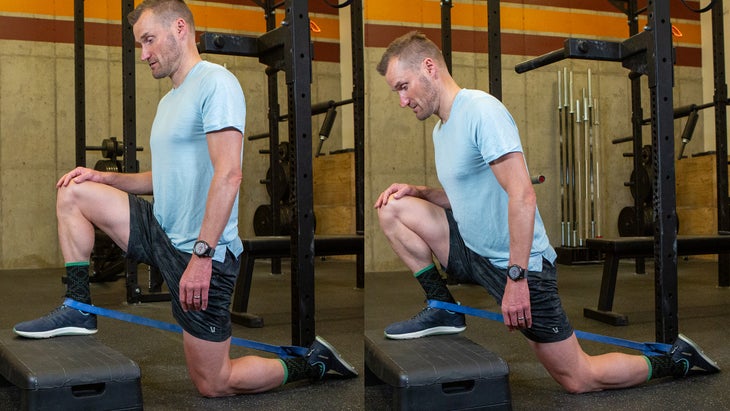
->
<box><xmin>374</xmin><ymin>31</ymin><xmax>718</xmax><ymax>393</ymax></box>
<box><xmin>14</xmin><ymin>0</ymin><xmax>356</xmax><ymax>397</ymax></box>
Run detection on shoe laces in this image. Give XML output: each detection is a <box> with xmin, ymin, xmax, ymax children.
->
<box><xmin>411</xmin><ymin>306</ymin><xmax>435</xmax><ymax>320</ymax></box>
<box><xmin>42</xmin><ymin>305</ymin><xmax>69</xmax><ymax>318</ymax></box>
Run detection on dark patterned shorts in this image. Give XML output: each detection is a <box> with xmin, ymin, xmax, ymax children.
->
<box><xmin>124</xmin><ymin>194</ymin><xmax>240</xmax><ymax>342</ymax></box>
<box><xmin>444</xmin><ymin>209</ymin><xmax>573</xmax><ymax>343</ymax></box>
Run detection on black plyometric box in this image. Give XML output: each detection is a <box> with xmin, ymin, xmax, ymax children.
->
<box><xmin>0</xmin><ymin>330</ymin><xmax>142</xmax><ymax>410</ymax></box>
<box><xmin>365</xmin><ymin>331</ymin><xmax>511</xmax><ymax>410</ymax></box>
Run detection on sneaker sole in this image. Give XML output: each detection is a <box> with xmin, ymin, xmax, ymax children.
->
<box><xmin>14</xmin><ymin>326</ymin><xmax>98</xmax><ymax>339</ymax></box>
<box><xmin>384</xmin><ymin>325</ymin><xmax>466</xmax><ymax>340</ymax></box>
<box><xmin>313</xmin><ymin>336</ymin><xmax>358</xmax><ymax>378</ymax></box>
<box><xmin>674</xmin><ymin>333</ymin><xmax>721</xmax><ymax>373</ymax></box>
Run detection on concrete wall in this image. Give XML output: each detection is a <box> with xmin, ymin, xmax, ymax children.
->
<box><xmin>363</xmin><ymin>2</ymin><xmax>705</xmax><ymax>272</ymax></box>
<box><xmin>0</xmin><ymin>2</ymin><xmax>710</xmax><ymax>272</ymax></box>
<box><xmin>0</xmin><ymin>38</ymin><xmax>344</xmax><ymax>269</ymax></box>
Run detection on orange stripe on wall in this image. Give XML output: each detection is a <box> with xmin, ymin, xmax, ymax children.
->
<box><xmin>0</xmin><ymin>15</ymin><xmax>340</xmax><ymax>62</ymax></box>
<box><xmin>0</xmin><ymin>1</ymin><xmax>339</xmax><ymax>41</ymax></box>
<box><xmin>365</xmin><ymin>1</ymin><xmax>701</xmax><ymax>45</ymax></box>
<box><xmin>365</xmin><ymin>0</ymin><xmax>702</xmax><ymax>22</ymax></box>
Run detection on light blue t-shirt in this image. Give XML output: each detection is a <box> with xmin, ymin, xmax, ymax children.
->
<box><xmin>433</xmin><ymin>89</ymin><xmax>556</xmax><ymax>271</ymax></box>
<box><xmin>150</xmin><ymin>61</ymin><xmax>245</xmax><ymax>262</ymax></box>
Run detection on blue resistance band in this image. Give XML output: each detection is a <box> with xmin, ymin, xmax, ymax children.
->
<box><xmin>63</xmin><ymin>298</ymin><xmax>308</xmax><ymax>359</ymax></box>
<box><xmin>427</xmin><ymin>300</ymin><xmax>672</xmax><ymax>356</ymax></box>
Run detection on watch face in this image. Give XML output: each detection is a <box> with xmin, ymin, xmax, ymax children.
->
<box><xmin>194</xmin><ymin>242</ymin><xmax>206</xmax><ymax>254</ymax></box>
<box><xmin>194</xmin><ymin>241</ymin><xmax>211</xmax><ymax>256</ymax></box>
<box><xmin>508</xmin><ymin>265</ymin><xmax>524</xmax><ymax>281</ymax></box>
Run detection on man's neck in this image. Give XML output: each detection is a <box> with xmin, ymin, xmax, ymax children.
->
<box><xmin>438</xmin><ymin>82</ymin><xmax>463</xmax><ymax>123</ymax></box>
<box><xmin>171</xmin><ymin>51</ymin><xmax>202</xmax><ymax>88</ymax></box>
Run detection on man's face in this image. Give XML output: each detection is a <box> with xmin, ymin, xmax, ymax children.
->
<box><xmin>133</xmin><ymin>10</ymin><xmax>181</xmax><ymax>80</ymax></box>
<box><xmin>384</xmin><ymin>57</ymin><xmax>438</xmax><ymax>121</ymax></box>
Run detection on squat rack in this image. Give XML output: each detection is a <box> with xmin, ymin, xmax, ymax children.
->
<box><xmin>517</xmin><ymin>0</ymin><xmax>729</xmax><ymax>343</ymax></box>
<box><xmin>197</xmin><ymin>0</ymin><xmax>365</xmax><ymax>346</ymax></box>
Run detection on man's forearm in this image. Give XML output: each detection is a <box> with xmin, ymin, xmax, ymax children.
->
<box><xmin>417</xmin><ymin>186</ymin><xmax>451</xmax><ymax>209</ymax></box>
<box><xmin>104</xmin><ymin>171</ymin><xmax>153</xmax><ymax>195</ymax></box>
<box><xmin>196</xmin><ymin>171</ymin><xmax>242</xmax><ymax>247</ymax></box>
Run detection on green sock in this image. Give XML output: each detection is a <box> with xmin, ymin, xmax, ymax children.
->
<box><xmin>280</xmin><ymin>358</ymin><xmax>325</xmax><ymax>384</ymax></box>
<box><xmin>65</xmin><ymin>262</ymin><xmax>91</xmax><ymax>304</ymax></box>
<box><xmin>415</xmin><ymin>264</ymin><xmax>455</xmax><ymax>303</ymax></box>
<box><xmin>645</xmin><ymin>355</ymin><xmax>688</xmax><ymax>380</ymax></box>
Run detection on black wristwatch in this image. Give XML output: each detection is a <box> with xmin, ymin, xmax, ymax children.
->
<box><xmin>507</xmin><ymin>264</ymin><xmax>526</xmax><ymax>281</ymax></box>
<box><xmin>193</xmin><ymin>240</ymin><xmax>215</xmax><ymax>258</ymax></box>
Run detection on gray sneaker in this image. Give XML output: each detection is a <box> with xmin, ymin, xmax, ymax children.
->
<box><xmin>306</xmin><ymin>336</ymin><xmax>358</xmax><ymax>379</ymax></box>
<box><xmin>384</xmin><ymin>306</ymin><xmax>466</xmax><ymax>340</ymax></box>
<box><xmin>670</xmin><ymin>333</ymin><xmax>720</xmax><ymax>376</ymax></box>
<box><xmin>14</xmin><ymin>304</ymin><xmax>97</xmax><ymax>339</ymax></box>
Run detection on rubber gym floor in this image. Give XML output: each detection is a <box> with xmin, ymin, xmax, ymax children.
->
<box><xmin>365</xmin><ymin>257</ymin><xmax>730</xmax><ymax>411</ymax></box>
<box><xmin>0</xmin><ymin>257</ymin><xmax>728</xmax><ymax>410</ymax></box>
<box><xmin>0</xmin><ymin>259</ymin><xmax>363</xmax><ymax>410</ymax></box>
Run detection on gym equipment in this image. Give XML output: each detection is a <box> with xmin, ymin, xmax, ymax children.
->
<box><xmin>617</xmin><ymin>206</ymin><xmax>653</xmax><ymax>237</ymax></box>
<box><xmin>585</xmin><ymin>235</ymin><xmax>730</xmax><ymax>326</ymax></box>
<box><xmin>252</xmin><ymin>204</ymin><xmax>317</xmax><ymax>236</ymax></box>
<box><xmin>365</xmin><ymin>330</ymin><xmax>511</xmax><ymax>411</ymax></box>
<box><xmin>516</xmin><ymin>2</ymin><xmax>682</xmax><ymax>343</ymax></box>
<box><xmin>198</xmin><ymin>1</ymin><xmax>365</xmax><ymax>346</ymax></box>
<box><xmin>554</xmin><ymin>68</ymin><xmax>602</xmax><ymax>263</ymax></box>
<box><xmin>0</xmin><ymin>329</ymin><xmax>142</xmax><ymax>410</ymax></box>
<box><xmin>231</xmin><ymin>235</ymin><xmax>364</xmax><ymax>328</ymax></box>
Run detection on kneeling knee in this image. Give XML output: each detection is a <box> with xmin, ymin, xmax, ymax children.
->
<box><xmin>558</xmin><ymin>377</ymin><xmax>595</xmax><ymax>394</ymax></box>
<box><xmin>194</xmin><ymin>380</ymin><xmax>230</xmax><ymax>398</ymax></box>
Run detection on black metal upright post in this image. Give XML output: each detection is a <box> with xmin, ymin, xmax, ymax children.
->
<box><xmin>712</xmin><ymin>0</ymin><xmax>730</xmax><ymax>287</ymax></box>
<box><xmin>440</xmin><ymin>0</ymin><xmax>453</xmax><ymax>74</ymax></box>
<box><xmin>285</xmin><ymin>1</ymin><xmax>316</xmax><ymax>347</ymax></box>
<box><xmin>646</xmin><ymin>0</ymin><xmax>678</xmax><ymax>344</ymax></box>
<box><xmin>74</xmin><ymin>0</ymin><xmax>86</xmax><ymax>167</ymax></box>
<box><xmin>122</xmin><ymin>1</ymin><xmax>137</xmax><ymax>174</ymax></box>
<box><xmin>122</xmin><ymin>0</ymin><xmax>142</xmax><ymax>301</ymax></box>
<box><xmin>487</xmin><ymin>0</ymin><xmax>502</xmax><ymax>101</ymax></box>
<box><xmin>265</xmin><ymin>1</ymin><xmax>282</xmax><ymax>275</ymax></box>
<box><xmin>627</xmin><ymin>0</ymin><xmax>646</xmax><ymax>275</ymax></box>
<box><xmin>351</xmin><ymin>0</ymin><xmax>365</xmax><ymax>288</ymax></box>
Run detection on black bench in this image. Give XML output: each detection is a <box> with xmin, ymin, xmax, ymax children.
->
<box><xmin>231</xmin><ymin>234</ymin><xmax>364</xmax><ymax>328</ymax></box>
<box><xmin>584</xmin><ymin>235</ymin><xmax>730</xmax><ymax>326</ymax></box>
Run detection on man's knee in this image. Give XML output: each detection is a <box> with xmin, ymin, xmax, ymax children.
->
<box><xmin>56</xmin><ymin>180</ymin><xmax>97</xmax><ymax>204</ymax></box>
<box><xmin>192</xmin><ymin>378</ymin><xmax>228</xmax><ymax>398</ymax></box>
<box><xmin>556</xmin><ymin>375</ymin><xmax>594</xmax><ymax>394</ymax></box>
<box><xmin>377</xmin><ymin>194</ymin><xmax>413</xmax><ymax>223</ymax></box>
<box><xmin>56</xmin><ymin>181</ymin><xmax>84</xmax><ymax>212</ymax></box>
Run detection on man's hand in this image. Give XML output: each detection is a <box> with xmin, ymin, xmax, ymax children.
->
<box><xmin>57</xmin><ymin>167</ymin><xmax>107</xmax><ymax>188</ymax></box>
<box><xmin>501</xmin><ymin>279</ymin><xmax>532</xmax><ymax>331</ymax></box>
<box><xmin>179</xmin><ymin>256</ymin><xmax>213</xmax><ymax>312</ymax></box>
<box><xmin>374</xmin><ymin>183</ymin><xmax>419</xmax><ymax>208</ymax></box>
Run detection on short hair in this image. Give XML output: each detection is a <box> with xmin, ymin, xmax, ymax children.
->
<box><xmin>376</xmin><ymin>31</ymin><xmax>445</xmax><ymax>76</ymax></box>
<box><xmin>127</xmin><ymin>0</ymin><xmax>195</xmax><ymax>29</ymax></box>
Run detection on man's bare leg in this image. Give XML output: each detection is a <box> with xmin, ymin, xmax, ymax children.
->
<box><xmin>377</xmin><ymin>195</ymin><xmax>465</xmax><ymax>339</ymax></box>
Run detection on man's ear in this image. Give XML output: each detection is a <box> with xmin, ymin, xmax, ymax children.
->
<box><xmin>423</xmin><ymin>57</ymin><xmax>437</xmax><ymax>76</ymax></box>
<box><xmin>176</xmin><ymin>18</ymin><xmax>186</xmax><ymax>36</ymax></box>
